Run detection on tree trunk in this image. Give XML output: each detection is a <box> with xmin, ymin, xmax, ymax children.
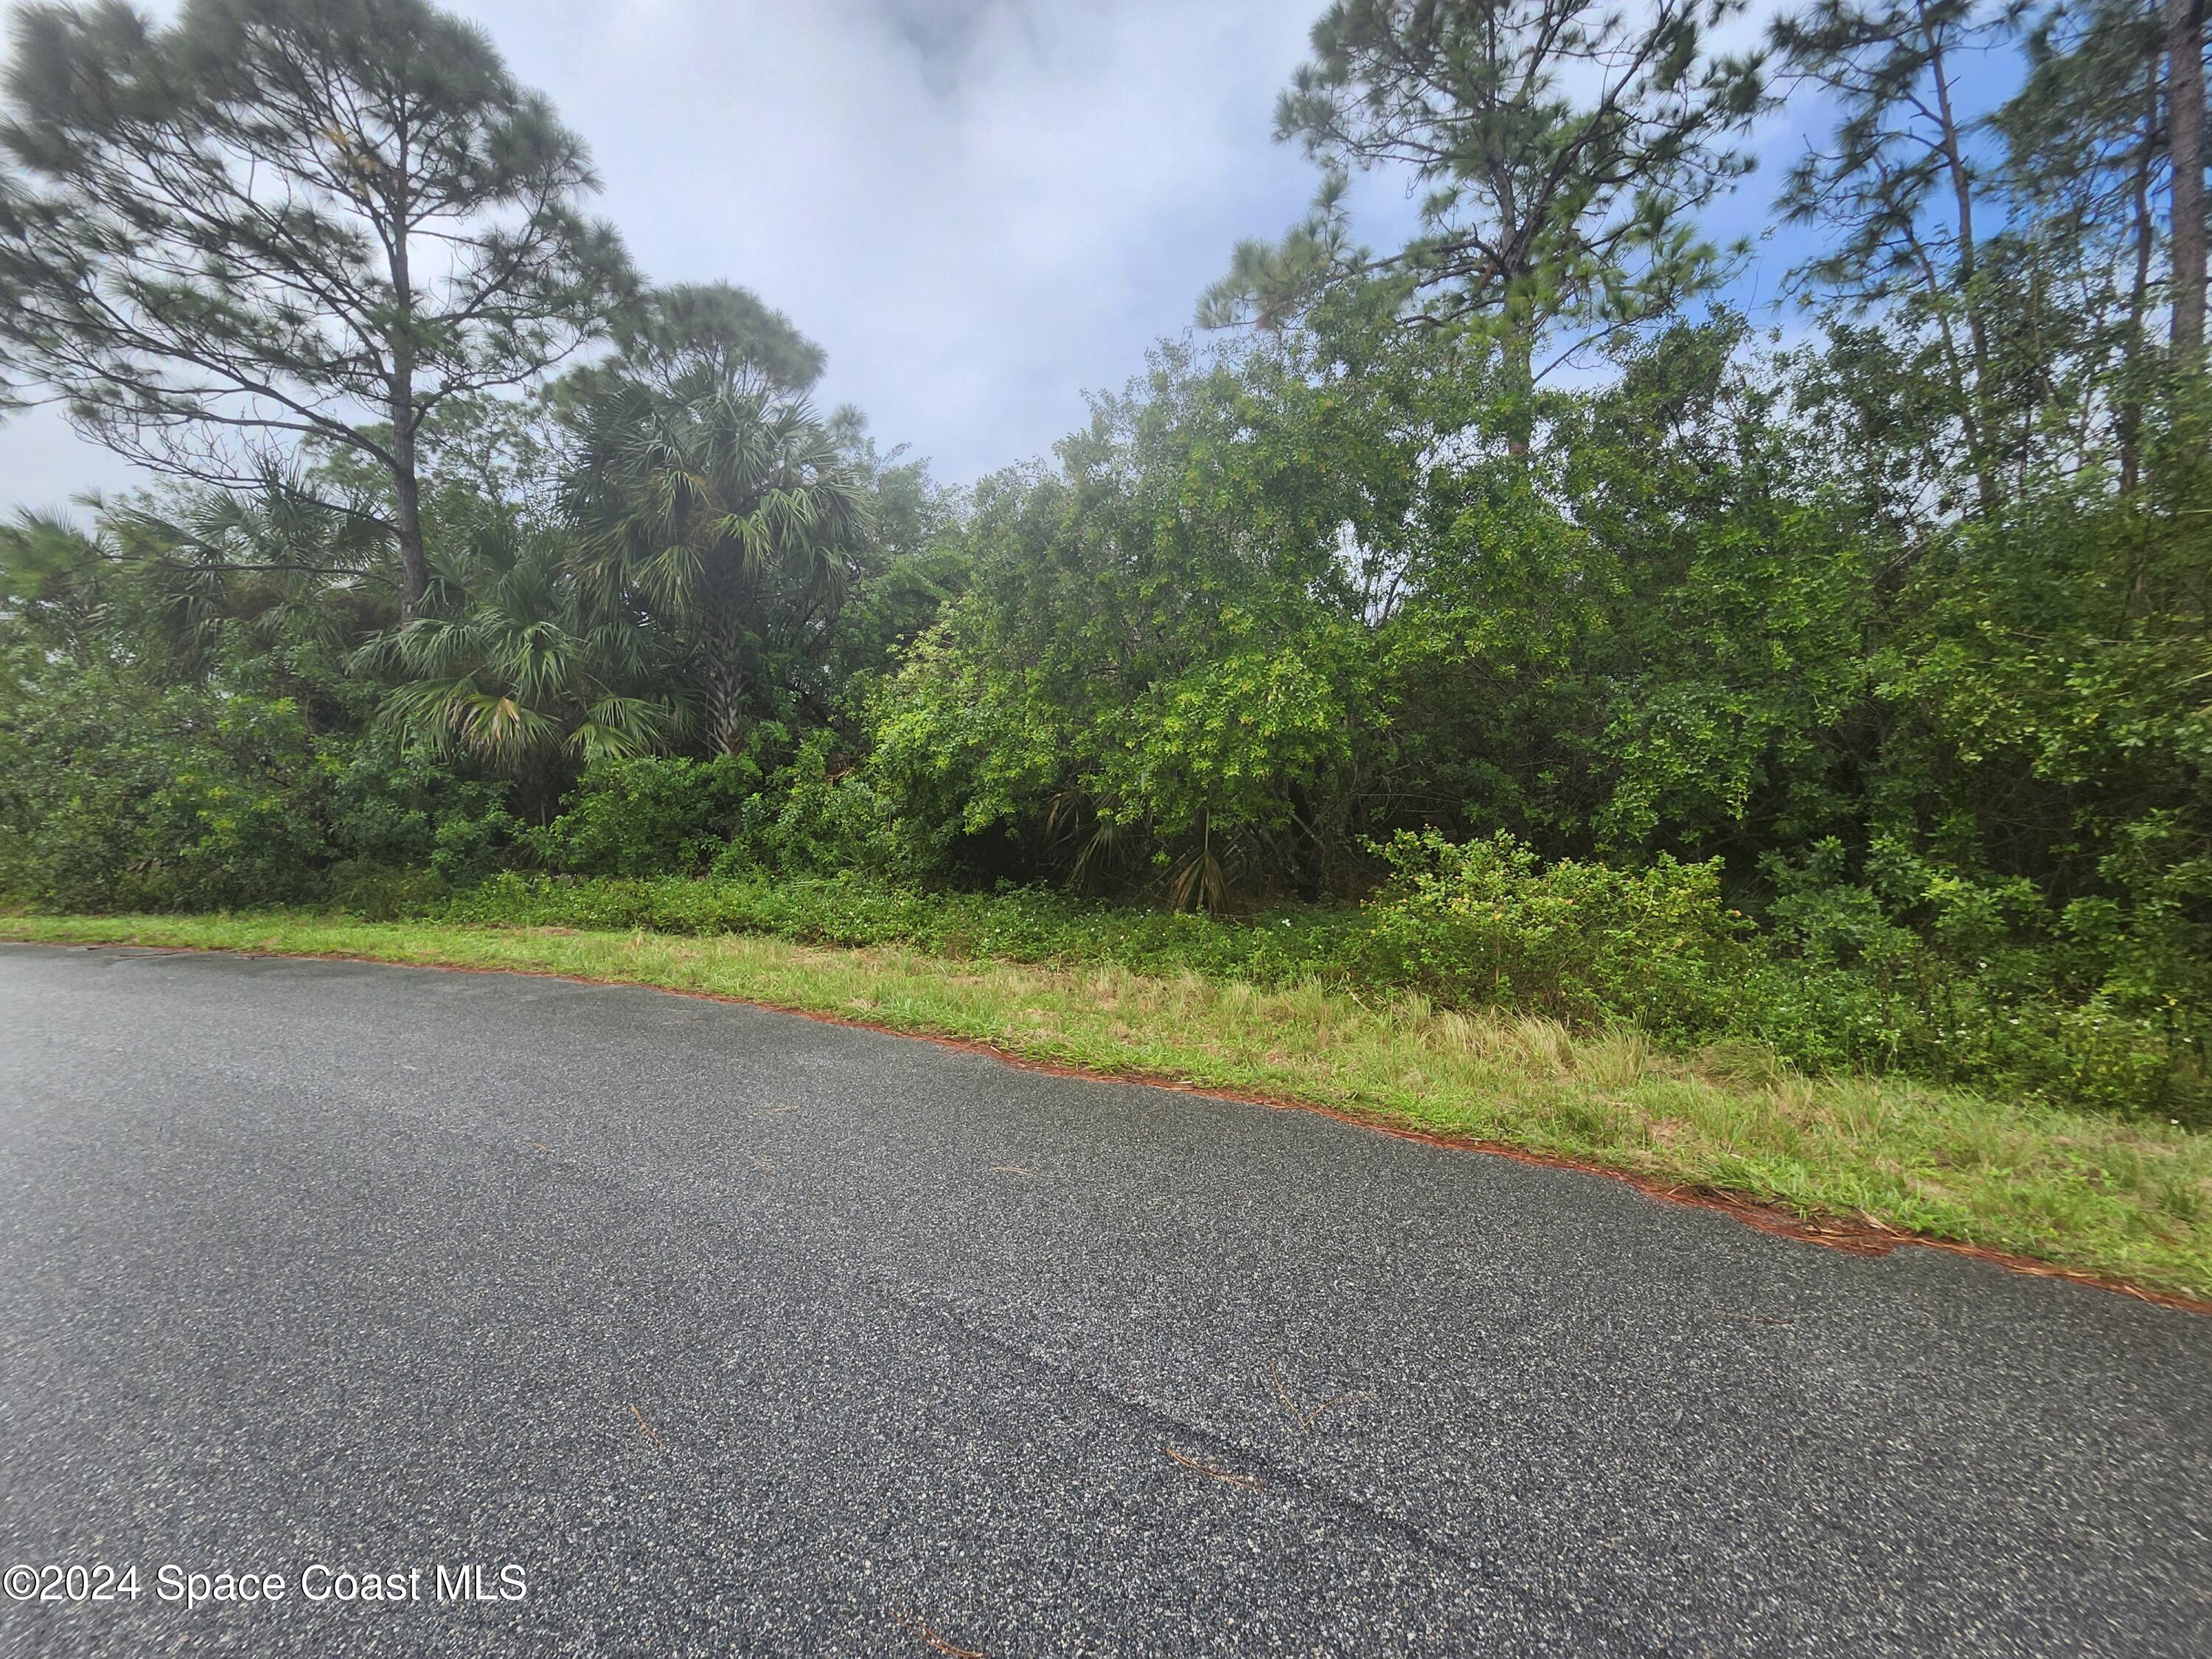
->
<box><xmin>2170</xmin><ymin>0</ymin><xmax>2208</xmax><ymax>359</ymax></box>
<box><xmin>704</xmin><ymin>658</ymin><xmax>748</xmax><ymax>757</ymax></box>
<box><xmin>385</xmin><ymin>133</ymin><xmax>428</xmax><ymax>622</ymax></box>
<box><xmin>2122</xmin><ymin>53</ymin><xmax>2162</xmax><ymax>493</ymax></box>
<box><xmin>391</xmin><ymin>400</ymin><xmax>428</xmax><ymax>622</ymax></box>
<box><xmin>1921</xmin><ymin>6</ymin><xmax>1999</xmax><ymax>513</ymax></box>
<box><xmin>703</xmin><ymin>553</ymin><xmax>750</xmax><ymax>755</ymax></box>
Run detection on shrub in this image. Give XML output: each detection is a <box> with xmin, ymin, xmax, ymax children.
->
<box><xmin>527</xmin><ymin>755</ymin><xmax>757</xmax><ymax>877</ymax></box>
<box><xmin>1354</xmin><ymin>831</ymin><xmax>1759</xmax><ymax>1039</ymax></box>
<box><xmin>0</xmin><ymin>672</ymin><xmax>327</xmax><ymax>911</ymax></box>
<box><xmin>1755</xmin><ymin>836</ymin><xmax>2210</xmax><ymax>1120</ymax></box>
<box><xmin>0</xmin><ymin>657</ymin><xmax>513</xmax><ymax>914</ymax></box>
<box><xmin>530</xmin><ymin>737</ymin><xmax>904</xmax><ymax>883</ymax></box>
<box><xmin>324</xmin><ymin>730</ymin><xmax>512</xmax><ymax>877</ymax></box>
<box><xmin>715</xmin><ymin>730</ymin><xmax>900</xmax><ymax>878</ymax></box>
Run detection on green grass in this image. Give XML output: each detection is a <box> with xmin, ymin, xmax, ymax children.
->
<box><xmin>7</xmin><ymin>908</ymin><xmax>2211</xmax><ymax>1304</ymax></box>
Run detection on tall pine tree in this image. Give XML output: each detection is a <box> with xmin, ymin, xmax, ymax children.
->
<box><xmin>0</xmin><ymin>0</ymin><xmax>631</xmax><ymax>618</ymax></box>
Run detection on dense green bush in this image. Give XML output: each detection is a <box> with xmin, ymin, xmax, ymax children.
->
<box><xmin>1354</xmin><ymin>832</ymin><xmax>1758</xmax><ymax>1039</ymax></box>
<box><xmin>528</xmin><ymin>755</ymin><xmax>757</xmax><ymax>877</ymax></box>
<box><xmin>864</xmin><ymin>343</ymin><xmax>1385</xmax><ymax>902</ymax></box>
<box><xmin>1747</xmin><ymin>836</ymin><xmax>2209</xmax><ymax>1118</ymax></box>
<box><xmin>0</xmin><ymin>675</ymin><xmax>322</xmax><ymax>911</ymax></box>
<box><xmin>529</xmin><ymin>735</ymin><xmax>905</xmax><ymax>883</ymax></box>
<box><xmin>715</xmin><ymin>730</ymin><xmax>903</xmax><ymax>879</ymax></box>
<box><xmin>0</xmin><ymin>653</ymin><xmax>512</xmax><ymax>915</ymax></box>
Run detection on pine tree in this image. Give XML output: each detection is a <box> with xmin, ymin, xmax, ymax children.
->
<box><xmin>1202</xmin><ymin>0</ymin><xmax>1765</xmax><ymax>451</ymax></box>
<box><xmin>0</xmin><ymin>0</ymin><xmax>631</xmax><ymax>619</ymax></box>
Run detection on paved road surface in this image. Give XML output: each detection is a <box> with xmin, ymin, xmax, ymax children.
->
<box><xmin>1</xmin><ymin>942</ymin><xmax>2208</xmax><ymax>1656</ymax></box>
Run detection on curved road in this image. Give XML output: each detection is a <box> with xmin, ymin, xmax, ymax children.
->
<box><xmin>1</xmin><ymin>942</ymin><xmax>2208</xmax><ymax>1656</ymax></box>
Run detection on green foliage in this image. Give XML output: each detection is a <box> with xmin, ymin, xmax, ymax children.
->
<box><xmin>0</xmin><ymin>647</ymin><xmax>511</xmax><ymax>913</ymax></box>
<box><xmin>357</xmin><ymin>518</ymin><xmax>684</xmax><ymax>815</ymax></box>
<box><xmin>529</xmin><ymin>755</ymin><xmax>757</xmax><ymax>877</ymax></box>
<box><xmin>717</xmin><ymin>728</ymin><xmax>897</xmax><ymax>878</ymax></box>
<box><xmin>1357</xmin><ymin>832</ymin><xmax>1756</xmax><ymax>1038</ymax></box>
<box><xmin>868</xmin><ymin>338</ymin><xmax>1391</xmax><ymax>902</ymax></box>
<box><xmin>0</xmin><ymin>671</ymin><xmax>320</xmax><ymax>911</ymax></box>
<box><xmin>1752</xmin><ymin>836</ymin><xmax>2210</xmax><ymax>1119</ymax></box>
<box><xmin>527</xmin><ymin>732</ymin><xmax>899</xmax><ymax>882</ymax></box>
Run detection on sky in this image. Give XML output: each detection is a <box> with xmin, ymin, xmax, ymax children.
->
<box><xmin>0</xmin><ymin>0</ymin><xmax>1838</xmax><ymax>514</ymax></box>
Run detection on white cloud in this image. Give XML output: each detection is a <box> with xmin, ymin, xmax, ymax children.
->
<box><xmin>515</xmin><ymin>0</ymin><xmax>1324</xmax><ymax>480</ymax></box>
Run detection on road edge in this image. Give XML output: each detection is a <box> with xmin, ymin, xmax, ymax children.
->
<box><xmin>7</xmin><ymin>932</ymin><xmax>2207</xmax><ymax>1318</ymax></box>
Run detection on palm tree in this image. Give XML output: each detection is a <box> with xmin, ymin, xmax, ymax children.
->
<box><xmin>1</xmin><ymin>478</ymin><xmax>393</xmax><ymax>677</ymax></box>
<box><xmin>358</xmin><ymin>521</ymin><xmax>682</xmax><ymax>815</ymax></box>
<box><xmin>564</xmin><ymin>374</ymin><xmax>867</xmax><ymax>755</ymax></box>
<box><xmin>104</xmin><ymin>484</ymin><xmax>394</xmax><ymax>674</ymax></box>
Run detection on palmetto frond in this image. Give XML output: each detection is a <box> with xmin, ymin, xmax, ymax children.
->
<box><xmin>361</xmin><ymin>518</ymin><xmax>676</xmax><ymax>787</ymax></box>
<box><xmin>570</xmin><ymin>695</ymin><xmax>680</xmax><ymax>764</ymax></box>
<box><xmin>379</xmin><ymin>676</ymin><xmax>560</xmax><ymax>771</ymax></box>
<box><xmin>452</xmin><ymin>693</ymin><xmax>564</xmax><ymax>771</ymax></box>
<box><xmin>559</xmin><ymin>366</ymin><xmax>869</xmax><ymax>751</ymax></box>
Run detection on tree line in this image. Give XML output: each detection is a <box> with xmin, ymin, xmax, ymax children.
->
<box><xmin>1</xmin><ymin>0</ymin><xmax>2209</xmax><ymax>1117</ymax></box>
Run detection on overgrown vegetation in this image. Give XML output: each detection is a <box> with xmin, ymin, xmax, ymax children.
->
<box><xmin>4</xmin><ymin>0</ymin><xmax>2212</xmax><ymax>1163</ymax></box>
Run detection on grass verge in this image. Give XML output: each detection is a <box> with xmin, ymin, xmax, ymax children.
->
<box><xmin>6</xmin><ymin>909</ymin><xmax>2209</xmax><ymax>1304</ymax></box>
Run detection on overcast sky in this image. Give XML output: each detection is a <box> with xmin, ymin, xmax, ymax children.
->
<box><xmin>0</xmin><ymin>0</ymin><xmax>1843</xmax><ymax>514</ymax></box>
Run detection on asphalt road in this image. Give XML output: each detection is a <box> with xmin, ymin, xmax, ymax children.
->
<box><xmin>0</xmin><ymin>943</ymin><xmax>2208</xmax><ymax>1657</ymax></box>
